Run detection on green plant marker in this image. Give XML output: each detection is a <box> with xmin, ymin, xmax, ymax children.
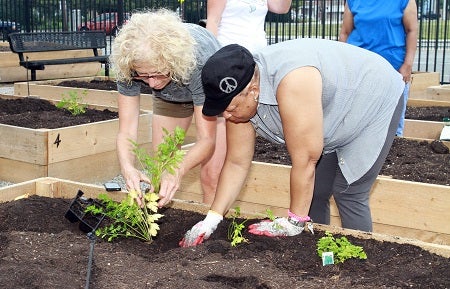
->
<box><xmin>322</xmin><ymin>252</ymin><xmax>334</xmax><ymax>266</ymax></box>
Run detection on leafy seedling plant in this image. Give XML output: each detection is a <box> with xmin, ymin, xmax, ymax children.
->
<box><xmin>227</xmin><ymin>207</ymin><xmax>249</xmax><ymax>247</ymax></box>
<box><xmin>317</xmin><ymin>231</ymin><xmax>367</xmax><ymax>264</ymax></box>
<box><xmin>56</xmin><ymin>90</ymin><xmax>88</xmax><ymax>115</ymax></box>
<box><xmin>265</xmin><ymin>208</ymin><xmax>276</xmax><ymax>221</ymax></box>
<box><xmin>86</xmin><ymin>127</ymin><xmax>186</xmax><ymax>243</ymax></box>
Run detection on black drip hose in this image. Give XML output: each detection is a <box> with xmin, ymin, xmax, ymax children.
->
<box><xmin>85</xmin><ymin>232</ymin><xmax>96</xmax><ymax>289</ymax></box>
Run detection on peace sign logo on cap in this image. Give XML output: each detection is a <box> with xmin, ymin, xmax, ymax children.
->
<box><xmin>219</xmin><ymin>77</ymin><xmax>238</xmax><ymax>94</ymax></box>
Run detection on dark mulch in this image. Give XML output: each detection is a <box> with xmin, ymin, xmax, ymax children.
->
<box><xmin>0</xmin><ymin>97</ymin><xmax>118</xmax><ymax>129</ymax></box>
<box><xmin>254</xmin><ymin>136</ymin><xmax>450</xmax><ymax>186</ymax></box>
<box><xmin>0</xmin><ymin>195</ymin><xmax>448</xmax><ymax>289</ymax></box>
<box><xmin>58</xmin><ymin>78</ymin><xmax>155</xmax><ymax>94</ymax></box>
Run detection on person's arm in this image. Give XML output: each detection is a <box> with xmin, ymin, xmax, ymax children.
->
<box><xmin>179</xmin><ymin>121</ymin><xmax>255</xmax><ymax>247</ymax></box>
<box><xmin>157</xmin><ymin>106</ymin><xmax>218</xmax><ymax>207</ymax></box>
<box><xmin>117</xmin><ymin>93</ymin><xmax>151</xmax><ymax>194</ymax></box>
<box><xmin>338</xmin><ymin>3</ymin><xmax>354</xmax><ymax>42</ymax></box>
<box><xmin>206</xmin><ymin>0</ymin><xmax>227</xmax><ymax>36</ymax></box>
<box><xmin>210</xmin><ymin>121</ymin><xmax>256</xmax><ymax>215</ymax></box>
<box><xmin>400</xmin><ymin>0</ymin><xmax>418</xmax><ymax>82</ymax></box>
<box><xmin>277</xmin><ymin>67</ymin><xmax>323</xmax><ymax>218</ymax></box>
<box><xmin>267</xmin><ymin>0</ymin><xmax>292</xmax><ymax>14</ymax></box>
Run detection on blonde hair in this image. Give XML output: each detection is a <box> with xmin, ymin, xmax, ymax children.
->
<box><xmin>109</xmin><ymin>9</ymin><xmax>196</xmax><ymax>84</ymax></box>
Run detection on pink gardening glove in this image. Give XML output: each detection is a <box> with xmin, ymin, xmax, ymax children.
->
<box><xmin>248</xmin><ymin>217</ymin><xmax>312</xmax><ymax>237</ymax></box>
<box><xmin>179</xmin><ymin>210</ymin><xmax>223</xmax><ymax>247</ymax></box>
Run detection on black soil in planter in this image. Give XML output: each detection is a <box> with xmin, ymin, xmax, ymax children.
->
<box><xmin>0</xmin><ymin>195</ymin><xmax>448</xmax><ymax>289</ymax></box>
<box><xmin>0</xmin><ymin>97</ymin><xmax>118</xmax><ymax>129</ymax></box>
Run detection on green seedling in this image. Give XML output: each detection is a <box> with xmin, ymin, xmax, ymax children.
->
<box><xmin>264</xmin><ymin>208</ymin><xmax>284</xmax><ymax>230</ymax></box>
<box><xmin>56</xmin><ymin>90</ymin><xmax>88</xmax><ymax>115</ymax></box>
<box><xmin>227</xmin><ymin>207</ymin><xmax>249</xmax><ymax>247</ymax></box>
<box><xmin>86</xmin><ymin>127</ymin><xmax>186</xmax><ymax>243</ymax></box>
<box><xmin>265</xmin><ymin>208</ymin><xmax>276</xmax><ymax>221</ymax></box>
<box><xmin>317</xmin><ymin>231</ymin><xmax>367</xmax><ymax>264</ymax></box>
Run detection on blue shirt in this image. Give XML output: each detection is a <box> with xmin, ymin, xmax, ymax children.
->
<box><xmin>346</xmin><ymin>0</ymin><xmax>409</xmax><ymax>70</ymax></box>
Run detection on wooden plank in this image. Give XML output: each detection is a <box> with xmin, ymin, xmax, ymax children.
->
<box><xmin>0</xmin><ymin>49</ymin><xmax>104</xmax><ymax>82</ymax></box>
<box><xmin>371</xmin><ymin>222</ymin><xmax>450</xmax><ymax>246</ymax></box>
<box><xmin>410</xmin><ymin>71</ymin><xmax>440</xmax><ymax>94</ymax></box>
<box><xmin>0</xmin><ymin>64</ymin><xmax>101</xmax><ymax>82</ymax></box>
<box><xmin>32</xmin><ymin>177</ymin><xmax>128</xmax><ymax>202</ymax></box>
<box><xmin>47</xmin><ymin>150</ymin><xmax>122</xmax><ymax>183</ymax></box>
<box><xmin>403</xmin><ymin>119</ymin><xmax>444</xmax><ymax>139</ymax></box>
<box><xmin>0</xmin><ymin>125</ymin><xmax>48</xmax><ymax>165</ymax></box>
<box><xmin>47</xmin><ymin>142</ymin><xmax>152</xmax><ymax>183</ymax></box>
<box><xmin>0</xmin><ymin>179</ymin><xmax>37</xmax><ymax>202</ymax></box>
<box><xmin>0</xmin><ymin>51</ymin><xmax>22</xmax><ymax>67</ymax></box>
<box><xmin>0</xmin><ymin>51</ymin><xmax>102</xmax><ymax>83</ymax></box>
<box><xmin>0</xmin><ymin>158</ymin><xmax>47</xmax><ymax>182</ymax></box>
<box><xmin>426</xmin><ymin>85</ymin><xmax>450</xmax><ymax>101</ymax></box>
<box><xmin>407</xmin><ymin>98</ymin><xmax>450</xmax><ymax>107</ymax></box>
<box><xmin>46</xmin><ymin>119</ymin><xmax>119</xmax><ymax>163</ymax></box>
<box><xmin>369</xmin><ymin>178</ymin><xmax>449</xmax><ymax>234</ymax></box>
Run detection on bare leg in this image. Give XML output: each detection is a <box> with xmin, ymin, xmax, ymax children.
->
<box><xmin>152</xmin><ymin>114</ymin><xmax>192</xmax><ymax>151</ymax></box>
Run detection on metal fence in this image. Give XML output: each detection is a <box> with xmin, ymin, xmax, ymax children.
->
<box><xmin>1</xmin><ymin>0</ymin><xmax>449</xmax><ymax>84</ymax></box>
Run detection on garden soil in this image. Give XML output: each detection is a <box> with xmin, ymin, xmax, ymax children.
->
<box><xmin>0</xmin><ymin>196</ymin><xmax>449</xmax><ymax>289</ymax></box>
<box><xmin>0</xmin><ymin>88</ymin><xmax>449</xmax><ymax>288</ymax></box>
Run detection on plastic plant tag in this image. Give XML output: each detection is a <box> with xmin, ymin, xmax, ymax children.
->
<box><xmin>322</xmin><ymin>251</ymin><xmax>335</xmax><ymax>266</ymax></box>
<box><xmin>440</xmin><ymin>125</ymin><xmax>450</xmax><ymax>141</ymax></box>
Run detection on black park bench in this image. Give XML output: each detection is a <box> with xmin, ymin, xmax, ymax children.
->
<box><xmin>8</xmin><ymin>31</ymin><xmax>109</xmax><ymax>81</ymax></box>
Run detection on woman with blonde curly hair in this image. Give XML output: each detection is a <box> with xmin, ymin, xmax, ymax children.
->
<box><xmin>110</xmin><ymin>9</ymin><xmax>225</xmax><ymax>207</ymax></box>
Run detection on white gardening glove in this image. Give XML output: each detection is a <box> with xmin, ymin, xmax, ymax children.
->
<box><xmin>248</xmin><ymin>217</ymin><xmax>313</xmax><ymax>237</ymax></box>
<box><xmin>179</xmin><ymin>210</ymin><xmax>223</xmax><ymax>247</ymax></box>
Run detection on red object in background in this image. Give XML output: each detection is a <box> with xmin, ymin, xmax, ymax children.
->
<box><xmin>78</xmin><ymin>12</ymin><xmax>130</xmax><ymax>36</ymax></box>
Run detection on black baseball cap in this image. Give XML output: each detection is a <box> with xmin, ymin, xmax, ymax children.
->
<box><xmin>202</xmin><ymin>44</ymin><xmax>256</xmax><ymax>116</ymax></box>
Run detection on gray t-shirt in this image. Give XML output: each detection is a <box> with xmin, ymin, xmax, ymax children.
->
<box><xmin>250</xmin><ymin>38</ymin><xmax>405</xmax><ymax>184</ymax></box>
<box><xmin>117</xmin><ymin>23</ymin><xmax>221</xmax><ymax>106</ymax></box>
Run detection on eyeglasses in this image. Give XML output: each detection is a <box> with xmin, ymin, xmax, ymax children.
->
<box><xmin>130</xmin><ymin>70</ymin><xmax>170</xmax><ymax>80</ymax></box>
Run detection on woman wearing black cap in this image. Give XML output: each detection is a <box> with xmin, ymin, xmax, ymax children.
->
<box><xmin>180</xmin><ymin>39</ymin><xmax>405</xmax><ymax>247</ymax></box>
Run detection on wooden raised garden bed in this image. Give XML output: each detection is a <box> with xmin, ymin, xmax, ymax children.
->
<box><xmin>13</xmin><ymin>76</ymin><xmax>199</xmax><ymax>144</ymax></box>
<box><xmin>178</xmin><ymin>161</ymin><xmax>450</xmax><ymax>246</ymax></box>
<box><xmin>1</xmin><ymin>177</ymin><xmax>449</xmax><ymax>257</ymax></box>
<box><xmin>0</xmin><ymin>94</ymin><xmax>152</xmax><ymax>183</ymax></box>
